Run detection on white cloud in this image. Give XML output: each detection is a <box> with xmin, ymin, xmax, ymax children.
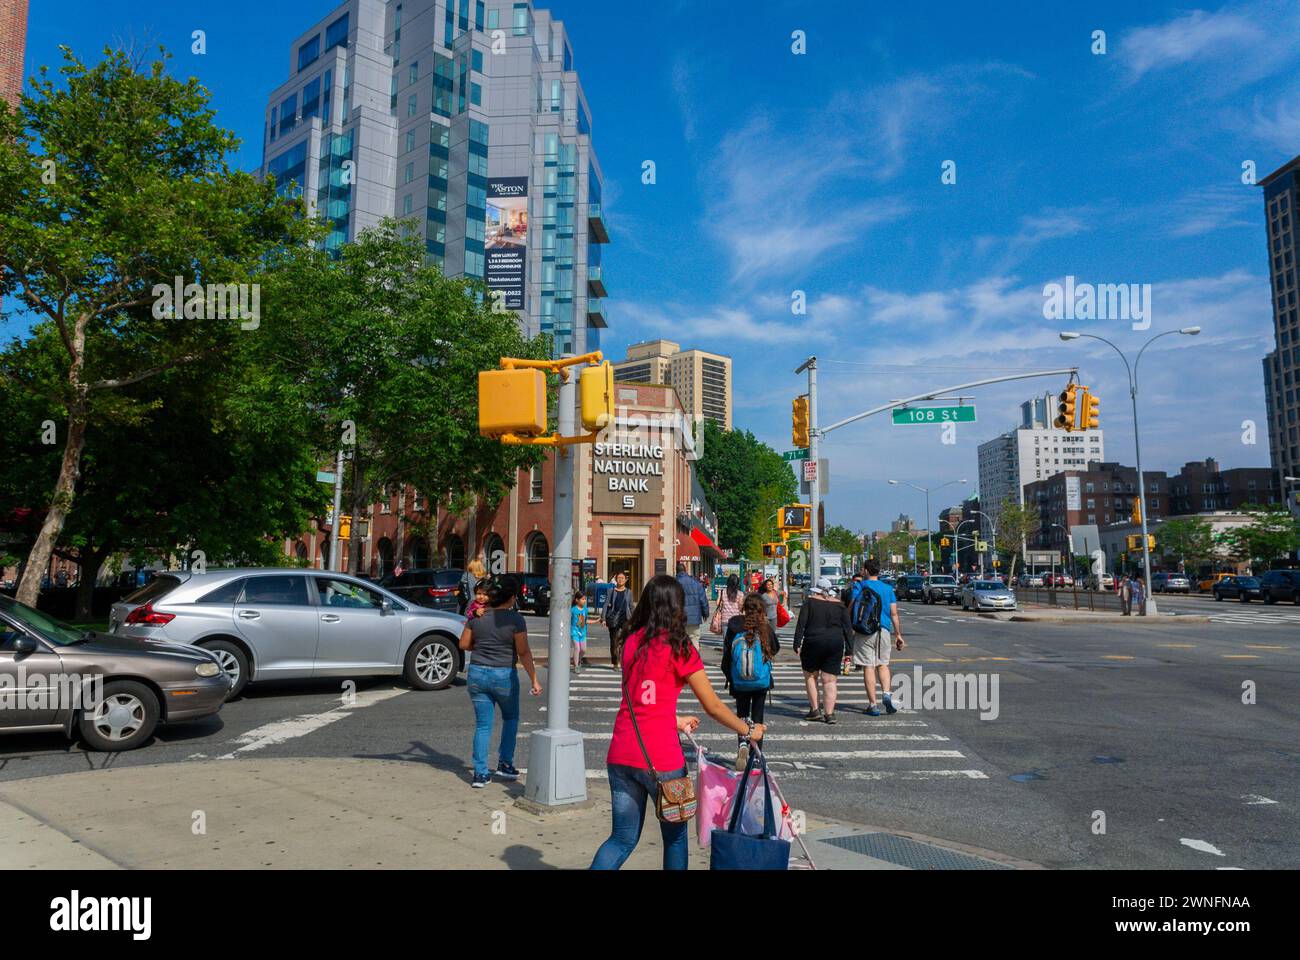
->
<box><xmin>1122</xmin><ymin>9</ymin><xmax>1263</xmax><ymax>80</ymax></box>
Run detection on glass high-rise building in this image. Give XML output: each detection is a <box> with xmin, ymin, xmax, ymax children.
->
<box><xmin>1260</xmin><ymin>155</ymin><xmax>1300</xmax><ymax>510</ymax></box>
<box><xmin>259</xmin><ymin>0</ymin><xmax>609</xmax><ymax>356</ymax></box>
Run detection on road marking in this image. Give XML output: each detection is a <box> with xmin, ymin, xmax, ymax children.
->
<box><xmin>1179</xmin><ymin>838</ymin><xmax>1225</xmax><ymax>856</ymax></box>
<box><xmin>1221</xmin><ymin>655</ymin><xmax>1259</xmax><ymax>659</ymax></box>
<box><xmin>1245</xmin><ymin>644</ymin><xmax>1287</xmax><ymax>650</ymax></box>
<box><xmin>943</xmin><ymin>643</ymin><xmax>971</xmax><ymax>647</ymax></box>
<box><xmin>1241</xmin><ymin>794</ymin><xmax>1279</xmax><ymax>805</ymax></box>
<box><xmin>700</xmin><ymin>749</ymin><xmax>968</xmax><ymax>760</ymax></box>
<box><xmin>1157</xmin><ymin>643</ymin><xmax>1195</xmax><ymax>648</ymax></box>
<box><xmin>213</xmin><ymin>688</ymin><xmax>406</xmax><ymax>759</ymax></box>
<box><xmin>581</xmin><ymin>732</ymin><xmax>950</xmax><ymax>742</ymax></box>
<box><xmin>1101</xmin><ymin>655</ymin><xmax>1134</xmax><ymax>660</ymax></box>
<box><xmin>776</xmin><ymin>769</ymin><xmax>989</xmax><ymax>781</ymax></box>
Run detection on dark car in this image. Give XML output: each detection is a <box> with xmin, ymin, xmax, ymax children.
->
<box><xmin>1213</xmin><ymin>576</ymin><xmax>1263</xmax><ymax>603</ymax></box>
<box><xmin>379</xmin><ymin>568</ymin><xmax>466</xmax><ymax>612</ymax></box>
<box><xmin>511</xmin><ymin>573</ymin><xmax>551</xmax><ymax>617</ymax></box>
<box><xmin>897</xmin><ymin>575</ymin><xmax>927</xmax><ymax>601</ymax></box>
<box><xmin>0</xmin><ymin>595</ymin><xmax>230</xmax><ymax>751</ymax></box>
<box><xmin>1260</xmin><ymin>569</ymin><xmax>1300</xmax><ymax>605</ymax></box>
<box><xmin>922</xmin><ymin>575</ymin><xmax>959</xmax><ymax>605</ymax></box>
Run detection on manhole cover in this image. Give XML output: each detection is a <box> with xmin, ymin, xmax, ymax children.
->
<box><xmin>819</xmin><ymin>832</ymin><xmax>1012</xmax><ymax>870</ymax></box>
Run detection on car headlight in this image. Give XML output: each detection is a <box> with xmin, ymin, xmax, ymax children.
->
<box><xmin>195</xmin><ymin>662</ymin><xmax>222</xmax><ymax>678</ymax></box>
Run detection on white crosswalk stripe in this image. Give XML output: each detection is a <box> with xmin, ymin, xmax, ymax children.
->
<box><xmin>549</xmin><ymin>661</ymin><xmax>992</xmax><ymax>785</ymax></box>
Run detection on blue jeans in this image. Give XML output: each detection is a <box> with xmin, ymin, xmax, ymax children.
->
<box><xmin>590</xmin><ymin>763</ymin><xmax>690</xmax><ymax>870</ymax></box>
<box><xmin>467</xmin><ymin>665</ymin><xmax>520</xmax><ymax>778</ymax></box>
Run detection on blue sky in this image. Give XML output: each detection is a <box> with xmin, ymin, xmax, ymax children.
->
<box><xmin>17</xmin><ymin>0</ymin><xmax>1299</xmax><ymax>533</ymax></box>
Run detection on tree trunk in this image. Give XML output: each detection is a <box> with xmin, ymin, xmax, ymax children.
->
<box><xmin>16</xmin><ymin>391</ymin><xmax>88</xmax><ymax>607</ymax></box>
<box><xmin>74</xmin><ymin>545</ymin><xmax>109</xmax><ymax>622</ymax></box>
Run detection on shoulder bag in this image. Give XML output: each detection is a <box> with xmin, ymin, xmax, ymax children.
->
<box><xmin>622</xmin><ymin>654</ymin><xmax>696</xmax><ymax>824</ymax></box>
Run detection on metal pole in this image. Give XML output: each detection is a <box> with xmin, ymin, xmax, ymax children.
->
<box><xmin>524</xmin><ymin>362</ymin><xmax>586</xmax><ymax>806</ymax></box>
<box><xmin>807</xmin><ymin>359</ymin><xmax>821</xmax><ymax>585</ymax></box>
<box><xmin>1131</xmin><ymin>380</ymin><xmax>1157</xmax><ymax>616</ymax></box>
<box><xmin>329</xmin><ymin>449</ymin><xmax>344</xmax><ymax>572</ymax></box>
<box><xmin>925</xmin><ymin>487</ymin><xmax>933</xmax><ymax>576</ymax></box>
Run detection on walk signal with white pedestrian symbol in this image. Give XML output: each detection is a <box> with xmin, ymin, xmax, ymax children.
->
<box><xmin>763</xmin><ymin>542</ymin><xmax>788</xmax><ymax>558</ymax></box>
<box><xmin>780</xmin><ymin>505</ymin><xmax>811</xmax><ymax>533</ymax></box>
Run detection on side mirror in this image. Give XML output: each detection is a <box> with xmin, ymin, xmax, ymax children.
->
<box><xmin>14</xmin><ymin>635</ymin><xmax>38</xmax><ymax>656</ymax></box>
<box><xmin>380</xmin><ymin>599</ymin><xmax>393</xmax><ymax>616</ymax></box>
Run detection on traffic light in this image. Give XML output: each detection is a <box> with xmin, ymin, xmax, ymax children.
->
<box><xmin>1080</xmin><ymin>387</ymin><xmax>1100</xmax><ymax>430</ymax></box>
<box><xmin>779</xmin><ymin>504</ymin><xmax>811</xmax><ymax>533</ymax></box>
<box><xmin>1054</xmin><ymin>384</ymin><xmax>1078</xmax><ymax>432</ymax></box>
<box><xmin>1130</xmin><ymin>498</ymin><xmax>1142</xmax><ymax>525</ymax></box>
<box><xmin>579</xmin><ymin>361</ymin><xmax>614</xmax><ymax>432</ymax></box>
<box><xmin>479</xmin><ymin>368</ymin><xmax>548</xmax><ymax>438</ymax></box>
<box><xmin>763</xmin><ymin>542</ymin><xmax>787</xmax><ymax>558</ymax></box>
<box><xmin>792</xmin><ymin>396</ymin><xmax>810</xmax><ymax>448</ymax></box>
<box><xmin>940</xmin><ymin>537</ymin><xmax>951</xmax><ymax>547</ymax></box>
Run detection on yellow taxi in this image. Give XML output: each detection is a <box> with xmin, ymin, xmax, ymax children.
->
<box><xmin>1197</xmin><ymin>573</ymin><xmax>1232</xmax><ymax>592</ymax></box>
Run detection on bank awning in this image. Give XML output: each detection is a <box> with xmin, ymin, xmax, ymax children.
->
<box><xmin>690</xmin><ymin>528</ymin><xmax>718</xmax><ymax>551</ymax></box>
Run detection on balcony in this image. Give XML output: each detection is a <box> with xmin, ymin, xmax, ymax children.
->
<box><xmin>588</xmin><ymin>265</ymin><xmax>608</xmax><ymax>297</ymax></box>
<box><xmin>587</xmin><ymin>298</ymin><xmax>607</xmax><ymax>327</ymax></box>
<box><xmin>588</xmin><ymin>203</ymin><xmax>609</xmax><ymax>243</ymax></box>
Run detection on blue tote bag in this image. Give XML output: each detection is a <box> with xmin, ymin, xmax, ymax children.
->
<box><xmin>709</xmin><ymin>747</ymin><xmax>791</xmax><ymax>870</ymax></box>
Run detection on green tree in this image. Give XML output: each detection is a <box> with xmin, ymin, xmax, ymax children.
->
<box><xmin>1154</xmin><ymin>516</ymin><xmax>1215</xmax><ymax>572</ymax></box>
<box><xmin>249</xmin><ymin>221</ymin><xmax>550</xmax><ymax>573</ymax></box>
<box><xmin>1218</xmin><ymin>504</ymin><xmax>1299</xmax><ymax>570</ymax></box>
<box><xmin>822</xmin><ymin>524</ymin><xmax>864</xmax><ymax>559</ymax></box>
<box><xmin>0</xmin><ymin>46</ymin><xmax>311</xmax><ymax>604</ymax></box>
<box><xmin>696</xmin><ymin>421</ymin><xmax>798</xmax><ymax>559</ymax></box>
<box><xmin>994</xmin><ymin>497</ymin><xmax>1041</xmax><ymax>581</ymax></box>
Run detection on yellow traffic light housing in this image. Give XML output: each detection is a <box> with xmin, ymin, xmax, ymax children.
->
<box><xmin>1130</xmin><ymin>498</ymin><xmax>1142</xmax><ymax>525</ymax></box>
<box><xmin>792</xmin><ymin>396</ymin><xmax>810</xmax><ymax>448</ymax></box>
<box><xmin>1055</xmin><ymin>384</ymin><xmax>1078</xmax><ymax>432</ymax></box>
<box><xmin>778</xmin><ymin>504</ymin><xmax>811</xmax><ymax>533</ymax></box>
<box><xmin>1081</xmin><ymin>388</ymin><xmax>1100</xmax><ymax>430</ymax></box>
<box><xmin>579</xmin><ymin>361</ymin><xmax>614</xmax><ymax>432</ymax></box>
<box><xmin>478</xmin><ymin>368</ymin><xmax>547</xmax><ymax>438</ymax></box>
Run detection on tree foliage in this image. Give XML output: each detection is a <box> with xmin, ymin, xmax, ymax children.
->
<box><xmin>1217</xmin><ymin>504</ymin><xmax>1299</xmax><ymax>569</ymax></box>
<box><xmin>1155</xmin><ymin>516</ymin><xmax>1216</xmax><ymax>570</ymax></box>
<box><xmin>695</xmin><ymin>420</ymin><xmax>798</xmax><ymax>559</ymax></box>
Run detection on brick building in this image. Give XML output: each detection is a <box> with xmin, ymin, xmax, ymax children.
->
<box><xmin>1165</xmin><ymin>458</ymin><xmax>1279</xmax><ymax>513</ymax></box>
<box><xmin>1026</xmin><ymin>462</ymin><xmax>1170</xmax><ymax>552</ymax></box>
<box><xmin>0</xmin><ymin>0</ymin><xmax>27</xmax><ymax>107</ymax></box>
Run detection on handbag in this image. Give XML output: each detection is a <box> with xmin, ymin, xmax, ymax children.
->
<box><xmin>776</xmin><ymin>602</ymin><xmax>791</xmax><ymax>628</ymax></box>
<box><xmin>709</xmin><ymin>604</ymin><xmax>724</xmax><ymax>635</ymax></box>
<box><xmin>710</xmin><ymin>747</ymin><xmax>790</xmax><ymax>870</ymax></box>
<box><xmin>622</xmin><ymin>660</ymin><xmax>696</xmax><ymax>824</ymax></box>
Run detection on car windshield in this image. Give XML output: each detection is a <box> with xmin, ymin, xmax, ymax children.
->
<box><xmin>122</xmin><ymin>574</ymin><xmax>182</xmax><ymax>605</ymax></box>
<box><xmin>1238</xmin><ymin>578</ymin><xmax>1260</xmax><ymax>586</ymax></box>
<box><xmin>0</xmin><ymin>597</ymin><xmax>84</xmax><ymax>646</ymax></box>
<box><xmin>929</xmin><ymin>576</ymin><xmax>955</xmax><ymax>584</ymax></box>
<box><xmin>973</xmin><ymin>581</ymin><xmax>1004</xmax><ymax>591</ymax></box>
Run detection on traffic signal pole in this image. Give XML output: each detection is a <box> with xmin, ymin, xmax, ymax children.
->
<box><xmin>796</xmin><ymin>357</ymin><xmax>821</xmax><ymax>583</ymax></box>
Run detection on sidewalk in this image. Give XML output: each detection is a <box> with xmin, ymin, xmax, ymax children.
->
<box><xmin>999</xmin><ymin>604</ymin><xmax>1209</xmax><ymax>624</ymax></box>
<box><xmin>0</xmin><ymin>756</ymin><xmax>1035</xmax><ymax>870</ymax></box>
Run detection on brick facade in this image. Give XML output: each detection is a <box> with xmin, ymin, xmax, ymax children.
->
<box><xmin>0</xmin><ymin>0</ymin><xmax>27</xmax><ymax>108</ymax></box>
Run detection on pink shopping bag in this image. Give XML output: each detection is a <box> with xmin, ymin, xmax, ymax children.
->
<box><xmin>691</xmin><ymin>737</ymin><xmax>795</xmax><ymax>848</ymax></box>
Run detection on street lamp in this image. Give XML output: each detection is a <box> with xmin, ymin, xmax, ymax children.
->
<box><xmin>973</xmin><ymin>509</ymin><xmax>998</xmax><ymax>577</ymax></box>
<box><xmin>1059</xmin><ymin>327</ymin><xmax>1201</xmax><ymax>614</ymax></box>
<box><xmin>888</xmin><ymin>478</ymin><xmax>968</xmax><ymax>575</ymax></box>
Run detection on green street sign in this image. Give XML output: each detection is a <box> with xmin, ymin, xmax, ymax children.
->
<box><xmin>892</xmin><ymin>405</ymin><xmax>976</xmax><ymax>426</ymax></box>
<box><xmin>316</xmin><ymin>471</ymin><xmax>338</xmax><ymax>484</ymax></box>
<box><xmin>783</xmin><ymin>449</ymin><xmax>810</xmax><ymax>461</ymax></box>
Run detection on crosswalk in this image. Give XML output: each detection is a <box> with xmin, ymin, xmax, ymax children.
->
<box><xmin>1206</xmin><ymin>610</ymin><xmax>1300</xmax><ymax>625</ymax></box>
<box><xmin>542</xmin><ymin>661</ymin><xmax>992</xmax><ymax>784</ymax></box>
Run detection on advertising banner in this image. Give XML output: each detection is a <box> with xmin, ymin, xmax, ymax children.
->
<box><xmin>1065</xmin><ymin>476</ymin><xmax>1082</xmax><ymax>511</ymax></box>
<box><xmin>486</xmin><ymin>177</ymin><xmax>528</xmax><ymax>309</ymax></box>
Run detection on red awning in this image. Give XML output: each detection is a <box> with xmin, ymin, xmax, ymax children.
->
<box><xmin>690</xmin><ymin>528</ymin><xmax>717</xmax><ymax>550</ymax></box>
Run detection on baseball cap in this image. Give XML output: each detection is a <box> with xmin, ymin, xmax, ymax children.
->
<box><xmin>815</xmin><ymin>576</ymin><xmax>834</xmax><ymax>594</ymax></box>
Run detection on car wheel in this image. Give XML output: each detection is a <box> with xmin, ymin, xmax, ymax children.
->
<box><xmin>405</xmin><ymin>634</ymin><xmax>458</xmax><ymax>691</ymax></box>
<box><xmin>1214</xmin><ymin>591</ymin><xmax>1222</xmax><ymax>601</ymax></box>
<box><xmin>1264</xmin><ymin>592</ymin><xmax>1276</xmax><ymax>605</ymax></box>
<box><xmin>1240</xmin><ymin>595</ymin><xmax>1249</xmax><ymax>603</ymax></box>
<box><xmin>78</xmin><ymin>680</ymin><xmax>158</xmax><ymax>752</ymax></box>
<box><xmin>202</xmin><ymin>639</ymin><xmax>250</xmax><ymax>699</ymax></box>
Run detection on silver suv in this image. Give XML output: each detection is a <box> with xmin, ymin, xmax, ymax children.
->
<box><xmin>110</xmin><ymin>569</ymin><xmax>466</xmax><ymax>698</ymax></box>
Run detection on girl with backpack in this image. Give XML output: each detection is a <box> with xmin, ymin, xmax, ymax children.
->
<box><xmin>721</xmin><ymin>593</ymin><xmax>780</xmax><ymax>766</ymax></box>
<box><xmin>591</xmin><ymin>575</ymin><xmax>765</xmax><ymax>870</ymax></box>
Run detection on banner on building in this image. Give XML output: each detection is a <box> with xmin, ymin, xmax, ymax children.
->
<box><xmin>486</xmin><ymin>177</ymin><xmax>528</xmax><ymax>309</ymax></box>
<box><xmin>1065</xmin><ymin>476</ymin><xmax>1081</xmax><ymax>511</ymax></box>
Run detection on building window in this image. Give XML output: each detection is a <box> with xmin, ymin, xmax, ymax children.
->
<box><xmin>404</xmin><ymin>161</ymin><xmax>415</xmax><ymax>184</ymax></box>
<box><xmin>530</xmin><ymin>463</ymin><xmax>544</xmax><ymax>501</ymax></box>
<box><xmin>487</xmin><ymin>8</ymin><xmax>499</xmax><ymax>29</ymax></box>
<box><xmin>298</xmin><ymin>35</ymin><xmax>321</xmax><ymax>72</ymax></box>
<box><xmin>326</xmin><ymin>13</ymin><xmax>349</xmax><ymax>50</ymax></box>
<box><xmin>405</xmin><ymin>130</ymin><xmax>416</xmax><ymax>152</ymax></box>
<box><xmin>408</xmin><ymin>93</ymin><xmax>418</xmax><ymax>117</ymax></box>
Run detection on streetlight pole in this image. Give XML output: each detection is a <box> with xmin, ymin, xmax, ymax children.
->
<box><xmin>796</xmin><ymin>357</ymin><xmax>820</xmax><ymax>584</ymax></box>
<box><xmin>889</xmin><ymin>478</ymin><xmax>967</xmax><ymax>576</ymax></box>
<box><xmin>974</xmin><ymin>510</ymin><xmax>998</xmax><ymax>578</ymax></box>
<box><xmin>1060</xmin><ymin>327</ymin><xmax>1201</xmax><ymax>615</ymax></box>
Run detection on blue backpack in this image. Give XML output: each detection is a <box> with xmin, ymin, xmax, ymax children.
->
<box><xmin>851</xmin><ymin>584</ymin><xmax>883</xmax><ymax>636</ymax></box>
<box><xmin>730</xmin><ymin>631</ymin><xmax>772</xmax><ymax>692</ymax></box>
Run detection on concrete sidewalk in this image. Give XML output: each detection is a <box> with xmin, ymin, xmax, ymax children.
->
<box><xmin>999</xmin><ymin>604</ymin><xmax>1209</xmax><ymax>624</ymax></box>
<box><xmin>0</xmin><ymin>757</ymin><xmax>1033</xmax><ymax>870</ymax></box>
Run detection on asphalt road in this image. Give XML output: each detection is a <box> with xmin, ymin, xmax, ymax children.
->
<box><xmin>1</xmin><ymin>604</ymin><xmax>1295</xmax><ymax>869</ymax></box>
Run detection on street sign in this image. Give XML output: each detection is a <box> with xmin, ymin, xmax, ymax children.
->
<box><xmin>907</xmin><ymin>544</ymin><xmax>916</xmax><ymax>559</ymax></box>
<box><xmin>316</xmin><ymin>471</ymin><xmax>337</xmax><ymax>484</ymax></box>
<box><xmin>783</xmin><ymin>449</ymin><xmax>810</xmax><ymax>461</ymax></box>
<box><xmin>891</xmin><ymin>405</ymin><xmax>977</xmax><ymax>426</ymax></box>
<box><xmin>803</xmin><ymin>459</ymin><xmax>817</xmax><ymax>482</ymax></box>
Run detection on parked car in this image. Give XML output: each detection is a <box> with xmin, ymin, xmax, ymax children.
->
<box><xmin>379</xmin><ymin>568</ymin><xmax>466</xmax><ymax>612</ymax></box>
<box><xmin>922</xmin><ymin>574</ymin><xmax>959</xmax><ymax>605</ymax></box>
<box><xmin>1091</xmin><ymin>572</ymin><xmax>1115</xmax><ymax>591</ymax></box>
<box><xmin>109</xmin><ymin>569</ymin><xmax>466</xmax><ymax>698</ymax></box>
<box><xmin>897</xmin><ymin>575</ymin><xmax>927</xmax><ymax>601</ymax></box>
<box><xmin>1260</xmin><ymin>569</ymin><xmax>1300</xmax><ymax>605</ymax></box>
<box><xmin>0</xmin><ymin>595</ymin><xmax>230</xmax><ymax>751</ymax></box>
<box><xmin>1019</xmin><ymin>573</ymin><xmax>1045</xmax><ymax>588</ymax></box>
<box><xmin>1045</xmin><ymin>572</ymin><xmax>1073</xmax><ymax>588</ymax></box>
<box><xmin>1152</xmin><ymin>572</ymin><xmax>1191</xmax><ymax>594</ymax></box>
<box><xmin>1213</xmin><ymin>576</ymin><xmax>1263</xmax><ymax>603</ymax></box>
<box><xmin>510</xmin><ymin>573</ymin><xmax>552</xmax><ymax>617</ymax></box>
<box><xmin>1197</xmin><ymin>573</ymin><xmax>1233</xmax><ymax>593</ymax></box>
<box><xmin>959</xmin><ymin>580</ymin><xmax>1018</xmax><ymax>612</ymax></box>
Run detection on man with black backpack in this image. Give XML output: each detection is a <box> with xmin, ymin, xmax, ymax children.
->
<box><xmin>849</xmin><ymin>562</ymin><xmax>905</xmax><ymax>717</ymax></box>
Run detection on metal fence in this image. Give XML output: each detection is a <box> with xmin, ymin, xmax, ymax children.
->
<box><xmin>1015</xmin><ymin>586</ymin><xmax>1126</xmax><ymax>612</ymax></box>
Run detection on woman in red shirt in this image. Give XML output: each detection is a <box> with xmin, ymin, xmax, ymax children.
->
<box><xmin>591</xmin><ymin>574</ymin><xmax>765</xmax><ymax>870</ymax></box>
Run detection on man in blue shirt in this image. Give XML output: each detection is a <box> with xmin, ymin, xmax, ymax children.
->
<box><xmin>676</xmin><ymin>562</ymin><xmax>711</xmax><ymax>650</ymax></box>
<box><xmin>851</xmin><ymin>562</ymin><xmax>906</xmax><ymax>716</ymax></box>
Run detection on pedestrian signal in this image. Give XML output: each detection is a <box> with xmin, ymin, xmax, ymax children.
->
<box><xmin>579</xmin><ymin>361</ymin><xmax>614</xmax><ymax>432</ymax></box>
<box><xmin>779</xmin><ymin>505</ymin><xmax>811</xmax><ymax>532</ymax></box>
<box><xmin>479</xmin><ymin>368</ymin><xmax>547</xmax><ymax>438</ymax></box>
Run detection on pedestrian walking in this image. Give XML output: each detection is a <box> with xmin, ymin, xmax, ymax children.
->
<box><xmin>1119</xmin><ymin>574</ymin><xmax>1133</xmax><ymax>616</ymax></box>
<box><xmin>457</xmin><ymin>576</ymin><xmax>541</xmax><ymax>789</ymax></box>
<box><xmin>591</xmin><ymin>574</ymin><xmax>765</xmax><ymax>870</ymax></box>
<box><xmin>571</xmin><ymin>591</ymin><xmax>590</xmax><ymax>673</ymax></box>
<box><xmin>1133</xmin><ymin>575</ymin><xmax>1147</xmax><ymax>616</ymax></box>
<box><xmin>759</xmin><ymin>578</ymin><xmax>781</xmax><ymax>625</ymax></box>
<box><xmin>465</xmin><ymin>582</ymin><xmax>490</xmax><ymax>620</ymax></box>
<box><xmin>605</xmin><ymin>571</ymin><xmax>633</xmax><ymax>664</ymax></box>
<box><xmin>721</xmin><ymin>593</ymin><xmax>779</xmax><ymax>769</ymax></box>
<box><xmin>710</xmin><ymin>574</ymin><xmax>745</xmax><ymax>636</ymax></box>
<box><xmin>460</xmin><ymin>557</ymin><xmax>487</xmax><ymax>614</ymax></box>
<box><xmin>792</xmin><ymin>577</ymin><xmax>855</xmax><ymax>724</ymax></box>
<box><xmin>851</xmin><ymin>562</ymin><xmax>906</xmax><ymax>716</ymax></box>
<box><xmin>676</xmin><ymin>561</ymin><xmax>710</xmax><ymax>650</ymax></box>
